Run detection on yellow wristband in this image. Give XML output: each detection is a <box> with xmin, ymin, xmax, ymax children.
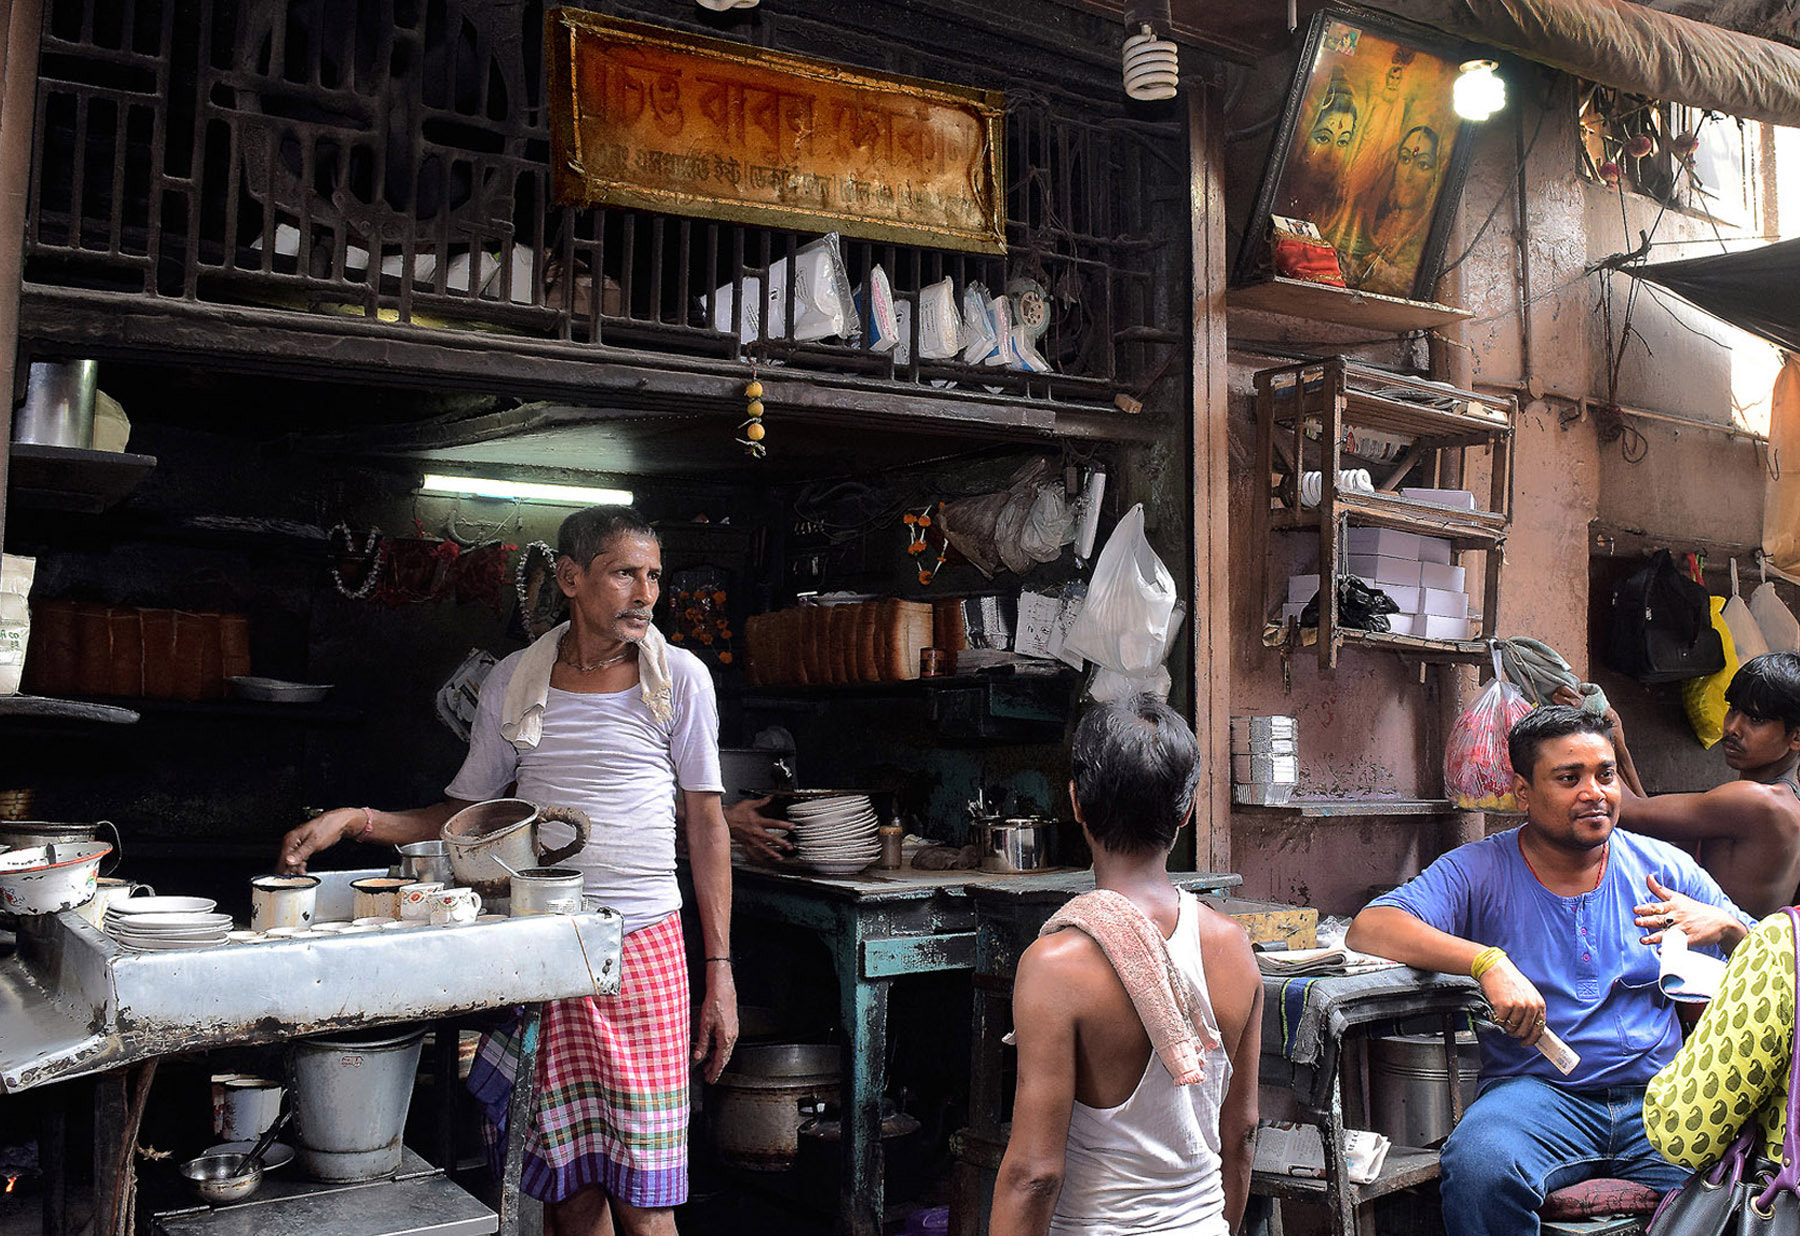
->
<box><xmin>1470</xmin><ymin>945</ymin><xmax>1507</xmax><ymax>981</ymax></box>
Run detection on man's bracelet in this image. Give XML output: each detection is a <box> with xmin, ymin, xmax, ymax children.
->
<box><xmin>705</xmin><ymin>956</ymin><xmax>732</xmax><ymax>964</ymax></box>
<box><xmin>1470</xmin><ymin>945</ymin><xmax>1507</xmax><ymax>980</ymax></box>
<box><xmin>354</xmin><ymin>806</ymin><xmax>376</xmax><ymax>841</ymax></box>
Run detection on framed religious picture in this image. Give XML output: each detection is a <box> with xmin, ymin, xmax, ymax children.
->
<box><xmin>1233</xmin><ymin>10</ymin><xmax>1481</xmax><ymax>301</ymax></box>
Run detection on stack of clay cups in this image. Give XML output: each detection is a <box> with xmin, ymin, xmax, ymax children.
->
<box><xmin>1230</xmin><ymin>716</ymin><xmax>1298</xmax><ymax>806</ymax></box>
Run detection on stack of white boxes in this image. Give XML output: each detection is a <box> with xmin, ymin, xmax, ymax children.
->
<box><xmin>1231</xmin><ymin>715</ymin><xmax>1298</xmax><ymax>806</ymax></box>
<box><xmin>1281</xmin><ymin>527</ymin><xmax>1474</xmax><ymax>640</ymax></box>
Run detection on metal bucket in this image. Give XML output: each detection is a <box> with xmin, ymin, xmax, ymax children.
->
<box><xmin>1368</xmin><ymin>1031</ymin><xmax>1480</xmax><ymax>1148</ymax></box>
<box><xmin>287</xmin><ymin>1025</ymin><xmax>426</xmax><ymax>1181</ymax></box>
<box><xmin>441</xmin><ymin>799</ymin><xmax>590</xmax><ymax>902</ymax></box>
<box><xmin>981</xmin><ymin>818</ymin><xmax>1053</xmax><ymax>872</ymax></box>
<box><xmin>708</xmin><ymin>1043</ymin><xmax>840</xmax><ymax>1171</ymax></box>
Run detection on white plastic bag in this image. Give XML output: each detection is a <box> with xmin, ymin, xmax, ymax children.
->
<box><xmin>1723</xmin><ymin>559</ymin><xmax>1770</xmax><ymax>662</ymax></box>
<box><xmin>0</xmin><ymin>555</ymin><xmax>36</xmax><ymax>696</ymax></box>
<box><xmin>1750</xmin><ymin>566</ymin><xmax>1800</xmax><ymax>653</ymax></box>
<box><xmin>1063</xmin><ymin>505</ymin><xmax>1178</xmax><ymax>699</ymax></box>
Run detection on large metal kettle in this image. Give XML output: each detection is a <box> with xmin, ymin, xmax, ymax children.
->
<box><xmin>441</xmin><ymin>799</ymin><xmax>590</xmax><ymax>902</ymax></box>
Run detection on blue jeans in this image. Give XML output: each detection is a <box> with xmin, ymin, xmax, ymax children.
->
<box><xmin>1438</xmin><ymin>1075</ymin><xmax>1689</xmax><ymax>1236</ymax></box>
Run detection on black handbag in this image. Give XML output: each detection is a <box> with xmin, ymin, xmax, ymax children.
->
<box><xmin>1605</xmin><ymin>549</ymin><xmax>1726</xmax><ymax>684</ymax></box>
<box><xmin>1646</xmin><ymin>907</ymin><xmax>1800</xmax><ymax>1236</ymax></box>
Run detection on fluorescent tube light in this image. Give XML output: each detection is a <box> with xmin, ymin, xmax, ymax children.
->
<box><xmin>420</xmin><ymin>474</ymin><xmax>633</xmax><ymax>506</ymax></box>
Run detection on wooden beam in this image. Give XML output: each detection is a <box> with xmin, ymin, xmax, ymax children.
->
<box><xmin>1189</xmin><ymin>83</ymin><xmax>1231</xmax><ymax>874</ymax></box>
<box><xmin>0</xmin><ymin>0</ymin><xmax>46</xmax><ymax>554</ymax></box>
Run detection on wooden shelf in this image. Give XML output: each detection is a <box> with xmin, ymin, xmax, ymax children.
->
<box><xmin>1229</xmin><ymin>278</ymin><xmax>1472</xmax><ymax>333</ymax></box>
<box><xmin>59</xmin><ymin>695</ymin><xmax>363</xmax><ymax>723</ymax></box>
<box><xmin>1252</xmin><ymin>1146</ymin><xmax>1442</xmax><ymax>1204</ymax></box>
<box><xmin>8</xmin><ymin>444</ymin><xmax>156</xmax><ymax>514</ymax></box>
<box><xmin>1236</xmin><ymin>797</ymin><xmax>1456</xmax><ymax>818</ymax></box>
<box><xmin>1272</xmin><ymin>491</ymin><xmax>1509</xmax><ymax>550</ymax></box>
<box><xmin>0</xmin><ymin>694</ymin><xmax>138</xmax><ymax>723</ymax></box>
<box><xmin>1337</xmin><ymin>628</ymin><xmax>1492</xmax><ymax>663</ymax></box>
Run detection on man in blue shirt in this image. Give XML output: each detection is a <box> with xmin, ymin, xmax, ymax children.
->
<box><xmin>1346</xmin><ymin>705</ymin><xmax>1753</xmax><ymax>1236</ymax></box>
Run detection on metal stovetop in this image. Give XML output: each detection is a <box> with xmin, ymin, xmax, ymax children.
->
<box><xmin>0</xmin><ymin>887</ymin><xmax>623</xmax><ymax>1092</ymax></box>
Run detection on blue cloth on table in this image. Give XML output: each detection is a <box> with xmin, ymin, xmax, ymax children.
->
<box><xmin>1261</xmin><ymin>967</ymin><xmax>1483</xmax><ymax>1066</ymax></box>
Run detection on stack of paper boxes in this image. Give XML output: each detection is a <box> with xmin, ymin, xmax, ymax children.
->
<box><xmin>1282</xmin><ymin>526</ymin><xmax>1473</xmax><ymax>640</ymax></box>
<box><xmin>1231</xmin><ymin>715</ymin><xmax>1298</xmax><ymax>806</ymax></box>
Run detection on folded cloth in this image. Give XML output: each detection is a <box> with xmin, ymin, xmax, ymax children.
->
<box><xmin>501</xmin><ymin>621</ymin><xmax>674</xmax><ymax>750</ymax></box>
<box><xmin>1494</xmin><ymin>637</ymin><xmax>1609</xmax><ymax>716</ymax></box>
<box><xmin>1040</xmin><ymin>889</ymin><xmax>1220</xmax><ymax>1085</ymax></box>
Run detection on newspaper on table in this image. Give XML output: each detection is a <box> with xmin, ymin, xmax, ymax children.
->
<box><xmin>1255</xmin><ymin>945</ymin><xmax>1399</xmax><ymax>978</ymax></box>
<box><xmin>1658</xmin><ymin>926</ymin><xmax>1726</xmax><ymax>1003</ymax></box>
<box><xmin>1253</xmin><ymin>1120</ymin><xmax>1392</xmax><ymax>1184</ymax></box>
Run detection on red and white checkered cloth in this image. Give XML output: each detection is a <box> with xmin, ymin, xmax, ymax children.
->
<box><xmin>468</xmin><ymin>911</ymin><xmax>691</xmax><ymax>1207</ymax></box>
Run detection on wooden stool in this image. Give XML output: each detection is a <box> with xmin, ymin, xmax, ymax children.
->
<box><xmin>1538</xmin><ymin>1177</ymin><xmax>1661</xmax><ymax>1236</ymax></box>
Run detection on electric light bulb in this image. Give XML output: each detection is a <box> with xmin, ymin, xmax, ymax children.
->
<box><xmin>1454</xmin><ymin>59</ymin><xmax>1506</xmax><ymax>121</ymax></box>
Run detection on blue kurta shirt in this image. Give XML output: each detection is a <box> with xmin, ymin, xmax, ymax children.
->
<box><xmin>1370</xmin><ymin>827</ymin><xmax>1752</xmax><ymax>1090</ymax></box>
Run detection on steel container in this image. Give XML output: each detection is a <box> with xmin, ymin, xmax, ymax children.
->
<box><xmin>0</xmin><ymin>820</ymin><xmax>119</xmax><ymax>873</ymax></box>
<box><xmin>394</xmin><ymin>840</ymin><xmax>455</xmax><ymax>885</ymax></box>
<box><xmin>1367</xmin><ymin>1031</ymin><xmax>1480</xmax><ymax>1147</ymax></box>
<box><xmin>509</xmin><ymin>867</ymin><xmax>584</xmax><ymax>917</ymax></box>
<box><xmin>288</xmin><ymin>1025</ymin><xmax>426</xmax><ymax>1181</ymax></box>
<box><xmin>441</xmin><ymin>799</ymin><xmax>590</xmax><ymax>903</ymax></box>
<box><xmin>14</xmin><ymin>360</ymin><xmax>97</xmax><ymax>448</ymax></box>
<box><xmin>707</xmin><ymin>1043</ymin><xmax>840</xmax><ymax>1171</ymax></box>
<box><xmin>981</xmin><ymin>818</ymin><xmax>1053</xmax><ymax>873</ymax></box>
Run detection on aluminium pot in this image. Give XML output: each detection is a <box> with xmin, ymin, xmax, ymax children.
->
<box><xmin>0</xmin><ymin>842</ymin><xmax>112</xmax><ymax>915</ymax></box>
<box><xmin>287</xmin><ymin>1025</ymin><xmax>426</xmax><ymax>1182</ymax></box>
<box><xmin>707</xmin><ymin>1043</ymin><xmax>840</xmax><ymax>1171</ymax></box>
<box><xmin>0</xmin><ymin>820</ymin><xmax>120</xmax><ymax>873</ymax></box>
<box><xmin>14</xmin><ymin>359</ymin><xmax>97</xmax><ymax>449</ymax></box>
<box><xmin>441</xmin><ymin>799</ymin><xmax>591</xmax><ymax>903</ymax></box>
<box><xmin>1367</xmin><ymin>1031</ymin><xmax>1480</xmax><ymax>1148</ymax></box>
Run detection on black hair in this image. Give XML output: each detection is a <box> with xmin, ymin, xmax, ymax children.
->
<box><xmin>556</xmin><ymin>505</ymin><xmax>658</xmax><ymax>568</ymax></box>
<box><xmin>1069</xmin><ymin>695</ymin><xmax>1202</xmax><ymax>855</ymax></box>
<box><xmin>1725</xmin><ymin>652</ymin><xmax>1800</xmax><ymax>731</ymax></box>
<box><xmin>1506</xmin><ymin>704</ymin><xmax>1612</xmax><ymax>782</ymax></box>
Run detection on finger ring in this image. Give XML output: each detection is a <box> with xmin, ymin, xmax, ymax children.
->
<box><xmin>1536</xmin><ymin>1015</ymin><xmax>1547</xmax><ymax>1026</ymax></box>
<box><xmin>1663</xmin><ymin>916</ymin><xmax>1676</xmax><ymax>930</ymax></box>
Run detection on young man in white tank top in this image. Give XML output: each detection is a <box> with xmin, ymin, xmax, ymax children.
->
<box><xmin>991</xmin><ymin>696</ymin><xmax>1263</xmax><ymax>1236</ymax></box>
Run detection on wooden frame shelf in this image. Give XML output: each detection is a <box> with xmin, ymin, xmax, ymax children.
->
<box><xmin>1235</xmin><ymin>797</ymin><xmax>1456</xmax><ymax>818</ymax></box>
<box><xmin>1253</xmin><ymin>1146</ymin><xmax>1444</xmax><ymax>1204</ymax></box>
<box><xmin>1252</xmin><ymin>357</ymin><xmax>1515</xmax><ymax>671</ymax></box>
<box><xmin>1229</xmin><ymin>277</ymin><xmax>1473</xmax><ymax>334</ymax></box>
<box><xmin>8</xmin><ymin>444</ymin><xmax>156</xmax><ymax>514</ymax></box>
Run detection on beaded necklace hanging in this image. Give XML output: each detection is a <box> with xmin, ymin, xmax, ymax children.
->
<box><xmin>329</xmin><ymin>523</ymin><xmax>384</xmax><ymax>600</ymax></box>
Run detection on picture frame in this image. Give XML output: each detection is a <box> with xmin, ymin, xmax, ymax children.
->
<box><xmin>1233</xmin><ymin>8</ymin><xmax>1480</xmax><ymax>302</ymax></box>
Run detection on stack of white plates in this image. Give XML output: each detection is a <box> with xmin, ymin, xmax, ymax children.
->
<box><xmin>787</xmin><ymin>795</ymin><xmax>880</xmax><ymax>876</ymax></box>
<box><xmin>106</xmin><ymin>896</ymin><xmax>230</xmax><ymax>952</ymax></box>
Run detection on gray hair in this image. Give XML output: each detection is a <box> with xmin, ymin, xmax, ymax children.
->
<box><xmin>556</xmin><ymin>505</ymin><xmax>658</xmax><ymax>568</ymax></box>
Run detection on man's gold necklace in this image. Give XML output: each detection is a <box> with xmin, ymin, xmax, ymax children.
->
<box><xmin>559</xmin><ymin>635</ymin><xmax>632</xmax><ymax>673</ymax></box>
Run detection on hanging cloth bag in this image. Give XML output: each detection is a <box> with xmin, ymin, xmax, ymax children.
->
<box><xmin>1645</xmin><ymin>906</ymin><xmax>1800</xmax><ymax>1236</ymax></box>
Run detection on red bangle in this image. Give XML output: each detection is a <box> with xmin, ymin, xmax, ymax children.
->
<box><xmin>357</xmin><ymin>806</ymin><xmax>375</xmax><ymax>841</ymax></box>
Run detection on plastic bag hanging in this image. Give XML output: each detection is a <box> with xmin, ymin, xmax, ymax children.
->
<box><xmin>1443</xmin><ymin>646</ymin><xmax>1535</xmax><ymax>811</ymax></box>
<box><xmin>1751</xmin><ymin>555</ymin><xmax>1800</xmax><ymax>653</ymax></box>
<box><xmin>1062</xmin><ymin>504</ymin><xmax>1179</xmax><ymax>700</ymax></box>
<box><xmin>1722</xmin><ymin>558</ymin><xmax>1769</xmax><ymax>662</ymax></box>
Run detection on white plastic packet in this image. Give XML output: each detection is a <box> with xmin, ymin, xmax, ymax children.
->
<box><xmin>892</xmin><ymin>300</ymin><xmax>914</xmax><ymax>367</ymax></box>
<box><xmin>435</xmin><ymin>648</ymin><xmax>498</xmax><ymax>742</ymax></box>
<box><xmin>713</xmin><ymin>233</ymin><xmax>858</xmax><ymax>344</ymax></box>
<box><xmin>960</xmin><ymin>282</ymin><xmax>998</xmax><ymax>363</ymax></box>
<box><xmin>862</xmin><ymin>264</ymin><xmax>900</xmax><ymax>353</ymax></box>
<box><xmin>985</xmin><ymin>293</ymin><xmax>1018</xmax><ymax>368</ymax></box>
<box><xmin>917</xmin><ymin>277</ymin><xmax>963</xmax><ymax>359</ymax></box>
<box><xmin>1750</xmin><ymin>577</ymin><xmax>1800</xmax><ymax>653</ymax></box>
<box><xmin>0</xmin><ymin>555</ymin><xmax>36</xmax><ymax>696</ymax></box>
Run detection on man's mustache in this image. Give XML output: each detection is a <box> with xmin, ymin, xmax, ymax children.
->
<box><xmin>619</xmin><ymin>610</ymin><xmax>653</xmax><ymax>621</ymax></box>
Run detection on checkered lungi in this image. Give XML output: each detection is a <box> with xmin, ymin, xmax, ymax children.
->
<box><xmin>466</xmin><ymin>911</ymin><xmax>691</xmax><ymax>1208</ymax></box>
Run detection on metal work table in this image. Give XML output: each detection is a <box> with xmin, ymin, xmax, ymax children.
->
<box><xmin>1</xmin><ymin>883</ymin><xmax>624</xmax><ymax>1236</ymax></box>
<box><xmin>152</xmin><ymin>1148</ymin><xmax>494</xmax><ymax>1236</ymax></box>
<box><xmin>729</xmin><ymin>863</ymin><xmax>1240</xmax><ymax>1236</ymax></box>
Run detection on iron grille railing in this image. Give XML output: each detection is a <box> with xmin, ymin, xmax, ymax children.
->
<box><xmin>26</xmin><ymin>0</ymin><xmax>1180</xmax><ymax>408</ymax></box>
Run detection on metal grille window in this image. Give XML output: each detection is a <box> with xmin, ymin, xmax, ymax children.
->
<box><xmin>26</xmin><ymin>0</ymin><xmax>1179</xmax><ymax>409</ymax></box>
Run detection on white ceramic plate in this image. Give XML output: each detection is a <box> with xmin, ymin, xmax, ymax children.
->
<box><xmin>806</xmin><ymin>858</ymin><xmax>877</xmax><ymax>876</ymax></box>
<box><xmin>228</xmin><ymin>676</ymin><xmax>334</xmax><ymax>704</ymax></box>
<box><xmin>106</xmin><ymin>910</ymin><xmax>232</xmax><ymax>929</ymax></box>
<box><xmin>105</xmin><ymin>896</ymin><xmax>218</xmax><ymax>915</ymax></box>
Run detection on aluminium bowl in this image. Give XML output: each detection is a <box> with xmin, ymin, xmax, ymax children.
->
<box><xmin>177</xmin><ymin>1153</ymin><xmax>262</xmax><ymax>1205</ymax></box>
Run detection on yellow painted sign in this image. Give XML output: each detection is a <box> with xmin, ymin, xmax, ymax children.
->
<box><xmin>548</xmin><ymin>9</ymin><xmax>1006</xmax><ymax>254</ymax></box>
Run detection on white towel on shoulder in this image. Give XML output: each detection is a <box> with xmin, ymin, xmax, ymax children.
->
<box><xmin>500</xmin><ymin>621</ymin><xmax>675</xmax><ymax>750</ymax></box>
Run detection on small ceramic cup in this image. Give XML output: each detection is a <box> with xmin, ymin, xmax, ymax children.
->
<box><xmin>430</xmin><ymin>887</ymin><xmax>482</xmax><ymax>926</ymax></box>
<box><xmin>400</xmin><ymin>881</ymin><xmax>445</xmax><ymax>921</ymax></box>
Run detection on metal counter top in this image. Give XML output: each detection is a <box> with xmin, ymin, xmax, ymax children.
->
<box><xmin>0</xmin><ymin>906</ymin><xmax>624</xmax><ymax>1093</ymax></box>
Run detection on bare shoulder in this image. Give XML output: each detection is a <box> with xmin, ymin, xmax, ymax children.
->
<box><xmin>1193</xmin><ymin>900</ymin><xmax>1257</xmax><ymax>963</ymax></box>
<box><xmin>1706</xmin><ymin>779</ymin><xmax>1800</xmax><ymax>831</ymax></box>
<box><xmin>1019</xmin><ymin>927</ymin><xmax>1114</xmax><ymax>990</ymax></box>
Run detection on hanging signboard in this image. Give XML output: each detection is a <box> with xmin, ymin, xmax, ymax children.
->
<box><xmin>547</xmin><ymin>9</ymin><xmax>1006</xmax><ymax>255</ymax></box>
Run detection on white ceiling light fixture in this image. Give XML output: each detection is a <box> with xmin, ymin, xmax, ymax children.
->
<box><xmin>1122</xmin><ymin>0</ymin><xmax>1178</xmax><ymax>102</ymax></box>
<box><xmin>420</xmin><ymin>474</ymin><xmax>634</xmax><ymax>506</ymax></box>
<box><xmin>1453</xmin><ymin>59</ymin><xmax>1507</xmax><ymax>121</ymax></box>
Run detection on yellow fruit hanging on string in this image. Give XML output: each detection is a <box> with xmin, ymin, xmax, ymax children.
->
<box><xmin>746</xmin><ymin>400</ymin><xmax>764</xmax><ymax>418</ymax></box>
<box><xmin>744</xmin><ymin>380</ymin><xmax>763</xmax><ymax>399</ymax></box>
<box><xmin>746</xmin><ymin>421</ymin><xmax>765</xmax><ymax>442</ymax></box>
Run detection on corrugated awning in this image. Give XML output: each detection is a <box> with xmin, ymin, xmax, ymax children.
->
<box><xmin>1367</xmin><ymin>0</ymin><xmax>1800</xmax><ymax>128</ymax></box>
<box><xmin>1629</xmin><ymin>238</ymin><xmax>1800</xmax><ymax>354</ymax></box>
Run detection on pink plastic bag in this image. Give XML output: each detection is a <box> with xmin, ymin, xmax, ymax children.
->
<box><xmin>1444</xmin><ymin>650</ymin><xmax>1534</xmax><ymax>811</ymax></box>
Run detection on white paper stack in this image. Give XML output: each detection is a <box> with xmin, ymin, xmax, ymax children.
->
<box><xmin>1253</xmin><ymin>1121</ymin><xmax>1392</xmax><ymax>1185</ymax></box>
<box><xmin>1231</xmin><ymin>715</ymin><xmax>1297</xmax><ymax>805</ymax></box>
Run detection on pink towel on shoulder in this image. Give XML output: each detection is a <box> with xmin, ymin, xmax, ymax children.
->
<box><xmin>1040</xmin><ymin>888</ymin><xmax>1221</xmax><ymax>1085</ymax></box>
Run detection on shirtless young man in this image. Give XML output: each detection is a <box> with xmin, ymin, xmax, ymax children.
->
<box><xmin>1607</xmin><ymin>651</ymin><xmax>1800</xmax><ymax>919</ymax></box>
<box><xmin>990</xmin><ymin>697</ymin><xmax>1262</xmax><ymax>1236</ymax></box>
